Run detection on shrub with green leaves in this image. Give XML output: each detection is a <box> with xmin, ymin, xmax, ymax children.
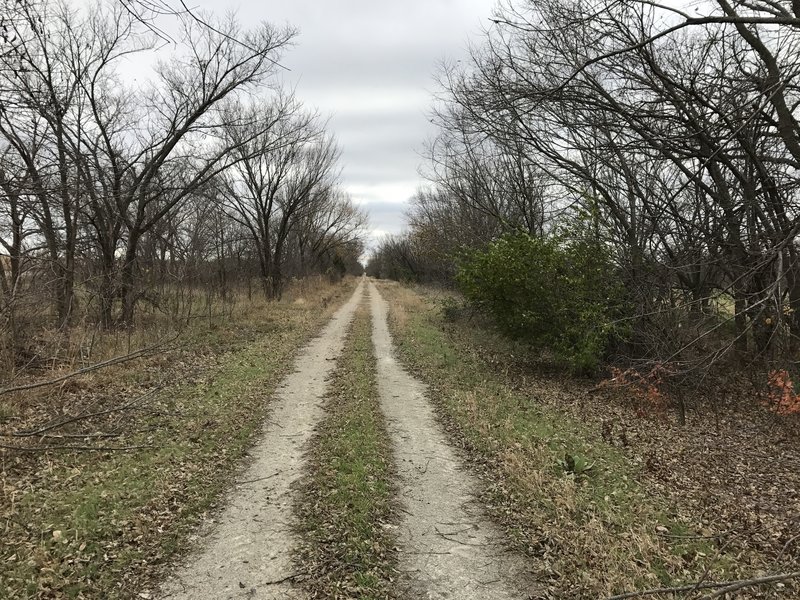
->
<box><xmin>456</xmin><ymin>233</ymin><xmax>624</xmax><ymax>372</ymax></box>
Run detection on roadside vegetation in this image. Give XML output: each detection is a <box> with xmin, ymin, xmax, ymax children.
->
<box><xmin>456</xmin><ymin>232</ymin><xmax>624</xmax><ymax>373</ymax></box>
<box><xmin>367</xmin><ymin>0</ymin><xmax>800</xmax><ymax>414</ymax></box>
<box><xmin>0</xmin><ymin>277</ymin><xmax>357</xmax><ymax>599</ymax></box>
<box><xmin>378</xmin><ymin>281</ymin><xmax>800</xmax><ymax>599</ymax></box>
<box><xmin>294</xmin><ymin>300</ymin><xmax>398</xmax><ymax>599</ymax></box>
<box><xmin>368</xmin><ymin>4</ymin><xmax>800</xmax><ymax>593</ymax></box>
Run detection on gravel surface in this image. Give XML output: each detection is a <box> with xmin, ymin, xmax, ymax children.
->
<box><xmin>369</xmin><ymin>282</ymin><xmax>535</xmax><ymax>600</ymax></box>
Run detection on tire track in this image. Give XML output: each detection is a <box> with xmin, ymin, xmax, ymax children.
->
<box><xmin>159</xmin><ymin>281</ymin><xmax>364</xmax><ymax>600</ymax></box>
<box><xmin>369</xmin><ymin>281</ymin><xmax>534</xmax><ymax>599</ymax></box>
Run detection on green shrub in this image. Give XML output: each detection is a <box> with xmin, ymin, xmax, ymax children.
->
<box><xmin>456</xmin><ymin>233</ymin><xmax>624</xmax><ymax>373</ymax></box>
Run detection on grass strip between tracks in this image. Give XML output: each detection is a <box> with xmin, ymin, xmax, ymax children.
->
<box><xmin>295</xmin><ymin>300</ymin><xmax>398</xmax><ymax>599</ymax></box>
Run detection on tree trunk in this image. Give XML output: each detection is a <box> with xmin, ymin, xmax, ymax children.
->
<box><xmin>118</xmin><ymin>234</ymin><xmax>141</xmax><ymax>327</ymax></box>
<box><xmin>98</xmin><ymin>253</ymin><xmax>116</xmax><ymax>330</ymax></box>
<box><xmin>734</xmin><ymin>288</ymin><xmax>749</xmax><ymax>358</ymax></box>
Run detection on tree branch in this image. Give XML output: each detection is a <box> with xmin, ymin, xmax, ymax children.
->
<box><xmin>0</xmin><ymin>334</ymin><xmax>179</xmax><ymax>397</ymax></box>
<box><xmin>608</xmin><ymin>571</ymin><xmax>800</xmax><ymax>600</ymax></box>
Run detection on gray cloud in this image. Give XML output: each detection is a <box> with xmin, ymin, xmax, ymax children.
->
<box><xmin>200</xmin><ymin>0</ymin><xmax>493</xmax><ymax>239</ymax></box>
<box><xmin>362</xmin><ymin>200</ymin><xmax>410</xmax><ymax>234</ymax></box>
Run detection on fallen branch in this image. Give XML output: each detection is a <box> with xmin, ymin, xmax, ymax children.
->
<box><xmin>262</xmin><ymin>572</ymin><xmax>304</xmax><ymax>585</ymax></box>
<box><xmin>9</xmin><ymin>386</ymin><xmax>163</xmax><ymax>437</ymax></box>
<box><xmin>236</xmin><ymin>471</ymin><xmax>281</xmax><ymax>486</ymax></box>
<box><xmin>0</xmin><ymin>443</ymin><xmax>152</xmax><ymax>452</ymax></box>
<box><xmin>700</xmin><ymin>572</ymin><xmax>800</xmax><ymax>599</ymax></box>
<box><xmin>0</xmin><ymin>334</ymin><xmax>179</xmax><ymax>397</ymax></box>
<box><xmin>29</xmin><ymin>432</ymin><xmax>122</xmax><ymax>439</ymax></box>
<box><xmin>608</xmin><ymin>571</ymin><xmax>800</xmax><ymax>599</ymax></box>
<box><xmin>655</xmin><ymin>531</ymin><xmax>728</xmax><ymax>540</ymax></box>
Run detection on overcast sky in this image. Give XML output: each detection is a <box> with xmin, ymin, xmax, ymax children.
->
<box><xmin>191</xmin><ymin>0</ymin><xmax>495</xmax><ymax>250</ymax></box>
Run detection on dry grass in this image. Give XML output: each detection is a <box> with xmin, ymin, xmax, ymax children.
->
<box><xmin>0</xmin><ymin>276</ymin><xmax>358</xmax><ymax>599</ymax></box>
<box><xmin>0</xmin><ymin>275</ymin><xmax>345</xmax><ymax>382</ymax></box>
<box><xmin>377</xmin><ymin>280</ymin><xmax>798</xmax><ymax>599</ymax></box>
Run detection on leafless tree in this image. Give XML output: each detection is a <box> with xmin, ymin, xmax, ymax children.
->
<box><xmin>407</xmin><ymin>0</ymin><xmax>800</xmax><ymax>380</ymax></box>
<box><xmin>0</xmin><ymin>0</ymin><xmax>367</xmax><ymax>372</ymax></box>
<box><xmin>218</xmin><ymin>101</ymin><xmax>347</xmax><ymax>298</ymax></box>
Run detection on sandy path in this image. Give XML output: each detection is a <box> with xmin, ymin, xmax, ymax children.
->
<box><xmin>159</xmin><ymin>282</ymin><xmax>364</xmax><ymax>600</ymax></box>
<box><xmin>369</xmin><ymin>282</ymin><xmax>533</xmax><ymax>599</ymax></box>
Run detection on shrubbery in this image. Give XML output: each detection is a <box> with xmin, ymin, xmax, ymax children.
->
<box><xmin>456</xmin><ymin>233</ymin><xmax>625</xmax><ymax>373</ymax></box>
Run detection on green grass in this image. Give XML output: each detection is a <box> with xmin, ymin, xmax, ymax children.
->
<box><xmin>378</xmin><ymin>282</ymin><xmax>730</xmax><ymax>599</ymax></box>
<box><xmin>1</xmin><ymin>279</ymin><xmax>357</xmax><ymax>600</ymax></box>
<box><xmin>294</xmin><ymin>302</ymin><xmax>397</xmax><ymax>600</ymax></box>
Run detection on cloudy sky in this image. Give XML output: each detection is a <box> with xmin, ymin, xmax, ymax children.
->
<box><xmin>193</xmin><ymin>0</ymin><xmax>495</xmax><ymax>249</ymax></box>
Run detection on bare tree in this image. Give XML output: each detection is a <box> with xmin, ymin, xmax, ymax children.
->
<box><xmin>219</xmin><ymin>101</ymin><xmax>342</xmax><ymax>298</ymax></box>
<box><xmin>0</xmin><ymin>0</ymin><xmax>367</xmax><ymax>375</ymax></box>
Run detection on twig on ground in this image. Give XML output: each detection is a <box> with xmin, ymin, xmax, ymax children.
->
<box><xmin>3</xmin><ymin>386</ymin><xmax>163</xmax><ymax>437</ymax></box>
<box><xmin>776</xmin><ymin>533</ymin><xmax>800</xmax><ymax>564</ymax></box>
<box><xmin>236</xmin><ymin>471</ymin><xmax>281</xmax><ymax>485</ymax></box>
<box><xmin>8</xmin><ymin>386</ymin><xmax>163</xmax><ymax>437</ymax></box>
<box><xmin>262</xmin><ymin>572</ymin><xmax>304</xmax><ymax>585</ymax></box>
<box><xmin>0</xmin><ymin>443</ymin><xmax>152</xmax><ymax>452</ymax></box>
<box><xmin>608</xmin><ymin>571</ymin><xmax>800</xmax><ymax>599</ymax></box>
<box><xmin>0</xmin><ymin>334</ymin><xmax>179</xmax><ymax>397</ymax></box>
<box><xmin>700</xmin><ymin>572</ymin><xmax>800</xmax><ymax>599</ymax></box>
<box><xmin>31</xmin><ymin>432</ymin><xmax>122</xmax><ymax>439</ymax></box>
<box><xmin>655</xmin><ymin>531</ymin><xmax>727</xmax><ymax>539</ymax></box>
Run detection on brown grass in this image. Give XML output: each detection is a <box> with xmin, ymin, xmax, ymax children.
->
<box><xmin>1</xmin><ymin>275</ymin><xmax>345</xmax><ymax>382</ymax></box>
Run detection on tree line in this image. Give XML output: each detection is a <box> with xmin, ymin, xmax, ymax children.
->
<box><xmin>0</xmin><ymin>0</ymin><xmax>366</xmax><ymax>358</ymax></box>
<box><xmin>370</xmin><ymin>0</ymin><xmax>800</xmax><ymax>383</ymax></box>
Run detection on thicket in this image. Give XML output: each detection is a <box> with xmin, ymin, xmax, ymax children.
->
<box><xmin>457</xmin><ymin>233</ymin><xmax>624</xmax><ymax>373</ymax></box>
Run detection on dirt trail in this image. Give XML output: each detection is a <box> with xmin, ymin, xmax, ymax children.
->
<box><xmin>159</xmin><ymin>282</ymin><xmax>364</xmax><ymax>600</ymax></box>
<box><xmin>369</xmin><ymin>282</ymin><xmax>534</xmax><ymax>599</ymax></box>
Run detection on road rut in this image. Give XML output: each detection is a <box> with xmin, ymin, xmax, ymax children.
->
<box><xmin>159</xmin><ymin>281</ymin><xmax>364</xmax><ymax>600</ymax></box>
<box><xmin>369</xmin><ymin>281</ymin><xmax>533</xmax><ymax>599</ymax></box>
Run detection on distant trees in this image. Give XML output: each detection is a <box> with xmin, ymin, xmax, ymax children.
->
<box><xmin>219</xmin><ymin>100</ymin><xmax>348</xmax><ymax>299</ymax></box>
<box><xmin>0</xmin><ymin>0</ymin><xmax>366</xmax><ymax>362</ymax></box>
<box><xmin>372</xmin><ymin>0</ymin><xmax>800</xmax><ymax>378</ymax></box>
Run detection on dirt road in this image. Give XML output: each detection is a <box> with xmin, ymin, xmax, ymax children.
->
<box><xmin>158</xmin><ymin>279</ymin><xmax>532</xmax><ymax>599</ymax></box>
<box><xmin>369</xmin><ymin>282</ymin><xmax>533</xmax><ymax>599</ymax></box>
